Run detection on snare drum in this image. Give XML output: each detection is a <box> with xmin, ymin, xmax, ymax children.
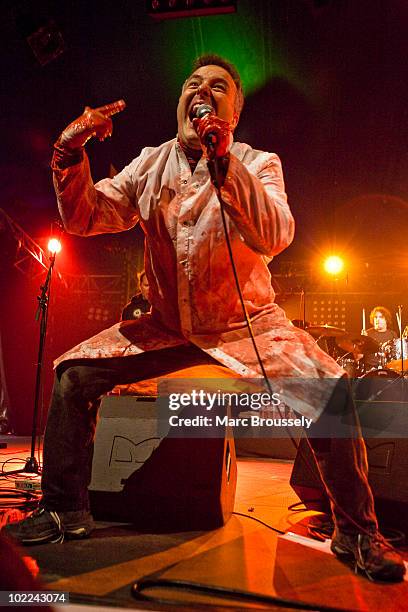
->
<box><xmin>336</xmin><ymin>355</ymin><xmax>357</xmax><ymax>378</ymax></box>
<box><xmin>358</xmin><ymin>367</ymin><xmax>400</xmax><ymax>379</ymax></box>
<box><xmin>373</xmin><ymin>349</ymin><xmax>388</xmax><ymax>369</ymax></box>
<box><xmin>383</xmin><ymin>338</ymin><xmax>408</xmax><ymax>373</ymax></box>
<box><xmin>336</xmin><ymin>354</ymin><xmax>365</xmax><ymax>378</ymax></box>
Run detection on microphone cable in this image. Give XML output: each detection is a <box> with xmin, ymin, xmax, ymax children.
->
<box><xmin>206</xmin><ymin>155</ymin><xmax>397</xmax><ymax>548</ymax></box>
<box><xmin>132</xmin><ymin>576</ymin><xmax>350</xmax><ymax>611</ymax></box>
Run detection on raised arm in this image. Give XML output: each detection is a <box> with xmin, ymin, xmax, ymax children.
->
<box><xmin>52</xmin><ymin>101</ymin><xmax>140</xmax><ymax>236</ymax></box>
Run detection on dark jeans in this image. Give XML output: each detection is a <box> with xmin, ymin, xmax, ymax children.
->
<box><xmin>42</xmin><ymin>345</ymin><xmax>377</xmax><ymax>534</ymax></box>
<box><xmin>42</xmin><ymin>344</ymin><xmax>221</xmax><ymax>511</ymax></box>
<box><xmin>306</xmin><ymin>378</ymin><xmax>377</xmax><ymax>534</ymax></box>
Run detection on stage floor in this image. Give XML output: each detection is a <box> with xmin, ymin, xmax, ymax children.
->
<box><xmin>1</xmin><ymin>436</ymin><xmax>407</xmax><ymax>611</ymax></box>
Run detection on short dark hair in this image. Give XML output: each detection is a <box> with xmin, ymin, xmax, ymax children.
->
<box><xmin>190</xmin><ymin>53</ymin><xmax>244</xmax><ymax>114</ymax></box>
<box><xmin>370</xmin><ymin>306</ymin><xmax>392</xmax><ymax>328</ymax></box>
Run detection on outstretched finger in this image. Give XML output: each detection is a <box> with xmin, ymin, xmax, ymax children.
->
<box><xmin>94</xmin><ymin>99</ymin><xmax>126</xmax><ymax>117</ymax></box>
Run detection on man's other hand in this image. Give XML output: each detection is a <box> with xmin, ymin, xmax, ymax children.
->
<box><xmin>59</xmin><ymin>100</ymin><xmax>126</xmax><ymax>150</ymax></box>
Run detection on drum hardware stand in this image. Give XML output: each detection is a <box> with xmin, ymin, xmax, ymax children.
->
<box><xmin>397</xmin><ymin>305</ymin><xmax>404</xmax><ymax>376</ymax></box>
<box><xmin>4</xmin><ymin>253</ymin><xmax>57</xmax><ymax>476</ymax></box>
<box><xmin>300</xmin><ymin>288</ymin><xmax>307</xmax><ymax>330</ymax></box>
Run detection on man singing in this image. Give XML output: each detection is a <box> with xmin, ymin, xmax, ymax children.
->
<box><xmin>3</xmin><ymin>55</ymin><xmax>404</xmax><ymax>582</ymax></box>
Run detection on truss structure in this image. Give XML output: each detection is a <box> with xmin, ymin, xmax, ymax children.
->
<box><xmin>63</xmin><ymin>274</ymin><xmax>124</xmax><ymax>300</ymax></box>
<box><xmin>0</xmin><ymin>207</ymin><xmax>63</xmax><ymax>281</ymax></box>
<box><xmin>0</xmin><ymin>208</ymin><xmax>138</xmax><ymax>307</ymax></box>
<box><xmin>271</xmin><ymin>260</ymin><xmax>408</xmax><ymax>295</ymax></box>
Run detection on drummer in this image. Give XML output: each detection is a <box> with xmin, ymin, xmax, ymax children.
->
<box><xmin>362</xmin><ymin>306</ymin><xmax>397</xmax><ymax>369</ymax></box>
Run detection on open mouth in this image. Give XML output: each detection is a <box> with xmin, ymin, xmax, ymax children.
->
<box><xmin>188</xmin><ymin>104</ymin><xmax>200</xmax><ymax>121</ymax></box>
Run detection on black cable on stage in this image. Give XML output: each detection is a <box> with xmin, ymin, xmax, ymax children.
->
<box><xmin>132</xmin><ymin>576</ymin><xmax>351</xmax><ymax>611</ymax></box>
<box><xmin>287</xmin><ymin>501</ymin><xmax>310</xmax><ymax>512</ymax></box>
<box><xmin>208</xmin><ymin>158</ymin><xmax>397</xmax><ymax>549</ymax></box>
<box><xmin>232</xmin><ymin>511</ymin><xmax>286</xmax><ymax>535</ymax></box>
<box><xmin>1</xmin><ymin>456</ymin><xmax>43</xmax><ymax>476</ymax></box>
<box><xmin>0</xmin><ymin>456</ymin><xmax>42</xmax><ymax>509</ymax></box>
<box><xmin>379</xmin><ymin>528</ymin><xmax>405</xmax><ymax>547</ymax></box>
<box><xmin>0</xmin><ymin>488</ymin><xmax>40</xmax><ymax>509</ymax></box>
<box><xmin>130</xmin><ymin>499</ymin><xmax>402</xmax><ymax>609</ymax></box>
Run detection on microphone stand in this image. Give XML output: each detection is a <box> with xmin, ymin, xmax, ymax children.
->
<box><xmin>5</xmin><ymin>253</ymin><xmax>56</xmax><ymax>476</ymax></box>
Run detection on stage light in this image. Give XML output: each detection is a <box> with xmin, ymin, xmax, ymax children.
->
<box><xmin>147</xmin><ymin>0</ymin><xmax>237</xmax><ymax>20</ymax></box>
<box><xmin>324</xmin><ymin>255</ymin><xmax>344</xmax><ymax>275</ymax></box>
<box><xmin>16</xmin><ymin>9</ymin><xmax>65</xmax><ymax>66</ymax></box>
<box><xmin>48</xmin><ymin>238</ymin><xmax>62</xmax><ymax>254</ymax></box>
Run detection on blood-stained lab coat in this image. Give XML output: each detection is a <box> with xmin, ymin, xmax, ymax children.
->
<box><xmin>53</xmin><ymin>138</ymin><xmax>343</xmax><ymax>419</ymax></box>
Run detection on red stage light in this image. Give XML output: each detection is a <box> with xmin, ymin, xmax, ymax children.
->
<box><xmin>48</xmin><ymin>238</ymin><xmax>62</xmax><ymax>254</ymax></box>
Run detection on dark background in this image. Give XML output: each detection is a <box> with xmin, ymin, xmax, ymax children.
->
<box><xmin>1</xmin><ymin>0</ymin><xmax>407</xmax><ymax>433</ymax></box>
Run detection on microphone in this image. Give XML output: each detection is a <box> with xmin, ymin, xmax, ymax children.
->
<box><xmin>194</xmin><ymin>104</ymin><xmax>230</xmax><ymax>187</ymax></box>
<box><xmin>195</xmin><ymin>103</ymin><xmax>214</xmax><ymax>119</ymax></box>
<box><xmin>194</xmin><ymin>104</ymin><xmax>218</xmax><ymax>151</ymax></box>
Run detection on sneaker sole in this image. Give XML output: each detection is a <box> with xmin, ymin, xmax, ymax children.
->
<box><xmin>332</xmin><ymin>543</ymin><xmax>406</xmax><ymax>582</ymax></box>
<box><xmin>356</xmin><ymin>561</ymin><xmax>406</xmax><ymax>582</ymax></box>
<box><xmin>20</xmin><ymin>531</ymin><xmax>64</xmax><ymax>545</ymax></box>
<box><xmin>65</xmin><ymin>527</ymin><xmax>93</xmax><ymax>539</ymax></box>
<box><xmin>19</xmin><ymin>527</ymin><xmax>91</xmax><ymax>544</ymax></box>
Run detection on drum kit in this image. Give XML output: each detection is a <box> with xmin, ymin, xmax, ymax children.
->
<box><xmin>305</xmin><ymin>322</ymin><xmax>407</xmax><ymax>436</ymax></box>
<box><xmin>306</xmin><ymin>324</ymin><xmax>408</xmax><ymax>380</ymax></box>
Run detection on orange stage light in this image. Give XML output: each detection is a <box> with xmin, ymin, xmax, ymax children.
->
<box><xmin>324</xmin><ymin>255</ymin><xmax>344</xmax><ymax>275</ymax></box>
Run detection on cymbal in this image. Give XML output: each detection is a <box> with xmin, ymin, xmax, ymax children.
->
<box><xmin>306</xmin><ymin>325</ymin><xmax>347</xmax><ymax>338</ymax></box>
<box><xmin>351</xmin><ymin>335</ymin><xmax>380</xmax><ymax>354</ymax></box>
<box><xmin>337</xmin><ymin>334</ymin><xmax>379</xmax><ymax>355</ymax></box>
<box><xmin>335</xmin><ymin>335</ymin><xmax>355</xmax><ymax>354</ymax></box>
